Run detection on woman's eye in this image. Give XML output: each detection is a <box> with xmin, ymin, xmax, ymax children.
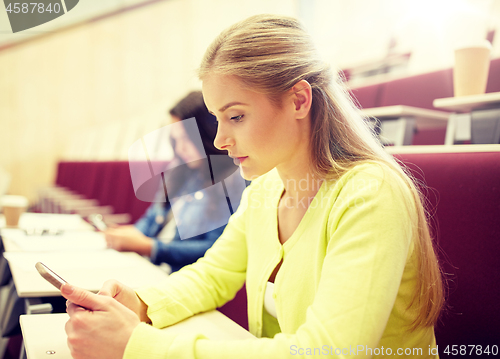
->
<box><xmin>230</xmin><ymin>115</ymin><xmax>244</xmax><ymax>122</ymax></box>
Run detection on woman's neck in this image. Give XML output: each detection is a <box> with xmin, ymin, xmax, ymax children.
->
<box><xmin>276</xmin><ymin>152</ymin><xmax>323</xmax><ymax>209</ymax></box>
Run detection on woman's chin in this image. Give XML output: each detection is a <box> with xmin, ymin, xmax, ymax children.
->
<box><xmin>238</xmin><ymin>166</ymin><xmax>253</xmax><ymax>181</ymax></box>
<box><xmin>239</xmin><ymin>166</ymin><xmax>266</xmax><ymax>181</ymax></box>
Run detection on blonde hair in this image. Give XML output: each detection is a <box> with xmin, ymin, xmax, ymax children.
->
<box><xmin>199</xmin><ymin>14</ymin><xmax>444</xmax><ymax>330</ymax></box>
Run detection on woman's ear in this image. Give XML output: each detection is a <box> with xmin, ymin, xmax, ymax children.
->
<box><xmin>291</xmin><ymin>80</ymin><xmax>312</xmax><ymax>119</ymax></box>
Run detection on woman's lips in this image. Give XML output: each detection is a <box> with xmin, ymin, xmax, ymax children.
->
<box><xmin>233</xmin><ymin>156</ymin><xmax>248</xmax><ymax>166</ymax></box>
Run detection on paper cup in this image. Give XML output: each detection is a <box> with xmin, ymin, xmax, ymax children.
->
<box><xmin>0</xmin><ymin>195</ymin><xmax>28</xmax><ymax>227</ymax></box>
<box><xmin>454</xmin><ymin>41</ymin><xmax>492</xmax><ymax>97</ymax></box>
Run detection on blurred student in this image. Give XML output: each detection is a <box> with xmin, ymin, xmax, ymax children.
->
<box><xmin>104</xmin><ymin>91</ymin><xmax>244</xmax><ymax>272</ymax></box>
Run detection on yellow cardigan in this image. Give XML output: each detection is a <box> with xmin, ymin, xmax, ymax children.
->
<box><xmin>124</xmin><ymin>163</ymin><xmax>438</xmax><ymax>358</ymax></box>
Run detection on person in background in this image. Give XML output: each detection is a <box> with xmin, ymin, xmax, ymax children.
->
<box><xmin>104</xmin><ymin>91</ymin><xmax>244</xmax><ymax>272</ymax></box>
<box><xmin>62</xmin><ymin>15</ymin><xmax>444</xmax><ymax>358</ymax></box>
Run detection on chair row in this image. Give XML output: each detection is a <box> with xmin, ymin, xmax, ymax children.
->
<box><xmin>213</xmin><ymin>148</ymin><xmax>500</xmax><ymax>353</ymax></box>
<box><xmin>393</xmin><ymin>149</ymin><xmax>500</xmax><ymax>352</ymax></box>
<box><xmin>350</xmin><ymin>58</ymin><xmax>500</xmax><ymax>145</ymax></box>
<box><xmin>38</xmin><ymin>161</ymin><xmax>152</xmax><ymax>224</ymax></box>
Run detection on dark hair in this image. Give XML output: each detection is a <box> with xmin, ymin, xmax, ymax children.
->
<box><xmin>169</xmin><ymin>91</ymin><xmax>224</xmax><ymax>157</ymax></box>
<box><xmin>165</xmin><ymin>91</ymin><xmax>237</xmax><ymax>199</ymax></box>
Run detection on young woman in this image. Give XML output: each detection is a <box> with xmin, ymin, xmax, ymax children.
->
<box><xmin>62</xmin><ymin>15</ymin><xmax>444</xmax><ymax>359</ymax></box>
<box><xmin>103</xmin><ymin>91</ymin><xmax>244</xmax><ymax>273</ymax></box>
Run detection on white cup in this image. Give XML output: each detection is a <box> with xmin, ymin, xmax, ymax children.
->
<box><xmin>0</xmin><ymin>195</ymin><xmax>29</xmax><ymax>227</ymax></box>
<box><xmin>453</xmin><ymin>41</ymin><xmax>492</xmax><ymax>97</ymax></box>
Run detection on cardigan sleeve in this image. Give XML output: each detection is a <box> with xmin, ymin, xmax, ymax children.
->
<box><xmin>125</xmin><ymin>166</ymin><xmax>424</xmax><ymax>359</ymax></box>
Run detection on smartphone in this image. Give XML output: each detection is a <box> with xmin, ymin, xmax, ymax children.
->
<box><xmin>88</xmin><ymin>213</ymin><xmax>108</xmax><ymax>231</ymax></box>
<box><xmin>35</xmin><ymin>262</ymin><xmax>67</xmax><ymax>290</ymax></box>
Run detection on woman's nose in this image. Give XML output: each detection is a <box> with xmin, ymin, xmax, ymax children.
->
<box><xmin>213</xmin><ymin>123</ymin><xmax>234</xmax><ymax>150</ymax></box>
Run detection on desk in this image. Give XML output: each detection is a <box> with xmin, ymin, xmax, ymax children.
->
<box><xmin>0</xmin><ymin>213</ymin><xmax>101</xmax><ymax>254</ymax></box>
<box><xmin>4</xmin><ymin>250</ymin><xmax>169</xmax><ymax>297</ymax></box>
<box><xmin>0</xmin><ymin>229</ymin><xmax>106</xmax><ymax>252</ymax></box>
<box><xmin>0</xmin><ymin>213</ymin><xmax>107</xmax><ymax>330</ymax></box>
<box><xmin>361</xmin><ymin>105</ymin><xmax>449</xmax><ymax>146</ymax></box>
<box><xmin>385</xmin><ymin>144</ymin><xmax>500</xmax><ymax>155</ymax></box>
<box><xmin>433</xmin><ymin>91</ymin><xmax>500</xmax><ymax>113</ymax></box>
<box><xmin>0</xmin><ymin>213</ymin><xmax>94</xmax><ymax>232</ymax></box>
<box><xmin>433</xmin><ymin>92</ymin><xmax>500</xmax><ymax>144</ymax></box>
<box><xmin>0</xmin><ymin>213</ymin><xmax>170</xmax><ymax>359</ymax></box>
<box><xmin>0</xmin><ymin>213</ymin><xmax>168</xmax><ymax>297</ymax></box>
<box><xmin>0</xmin><ymin>249</ymin><xmax>169</xmax><ymax>349</ymax></box>
<box><xmin>20</xmin><ymin>310</ymin><xmax>255</xmax><ymax>359</ymax></box>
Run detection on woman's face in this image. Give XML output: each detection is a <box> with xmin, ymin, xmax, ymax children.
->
<box><xmin>202</xmin><ymin>75</ymin><xmax>304</xmax><ymax>180</ymax></box>
<box><xmin>169</xmin><ymin>119</ymin><xmax>203</xmax><ymax>169</ymax></box>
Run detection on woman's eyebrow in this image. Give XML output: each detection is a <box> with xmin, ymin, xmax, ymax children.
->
<box><xmin>218</xmin><ymin>102</ymin><xmax>248</xmax><ymax>112</ymax></box>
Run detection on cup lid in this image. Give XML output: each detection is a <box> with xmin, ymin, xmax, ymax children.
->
<box><xmin>455</xmin><ymin>39</ymin><xmax>492</xmax><ymax>51</ymax></box>
<box><xmin>0</xmin><ymin>195</ymin><xmax>29</xmax><ymax>207</ymax></box>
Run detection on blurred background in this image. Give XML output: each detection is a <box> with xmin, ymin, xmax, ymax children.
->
<box><xmin>1</xmin><ymin>0</ymin><xmax>499</xmax><ymax>202</ymax></box>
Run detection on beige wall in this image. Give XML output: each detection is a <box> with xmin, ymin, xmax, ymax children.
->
<box><xmin>0</xmin><ymin>0</ymin><xmax>297</xmax><ymax>202</ymax></box>
<box><xmin>3</xmin><ymin>0</ymin><xmax>497</xmax><ymax>202</ymax></box>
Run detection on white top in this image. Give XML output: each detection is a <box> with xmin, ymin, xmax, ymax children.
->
<box><xmin>264</xmin><ymin>281</ymin><xmax>277</xmax><ymax>318</ymax></box>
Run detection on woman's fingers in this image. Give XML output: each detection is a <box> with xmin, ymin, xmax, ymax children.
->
<box><xmin>63</xmin><ymin>290</ymin><xmax>140</xmax><ymax>359</ymax></box>
<box><xmin>66</xmin><ymin>301</ymin><xmax>87</xmax><ymax>316</ymax></box>
<box><xmin>61</xmin><ymin>283</ymin><xmax>107</xmax><ymax>311</ymax></box>
<box><xmin>97</xmin><ymin>279</ymin><xmax>122</xmax><ymax>298</ymax></box>
<box><xmin>98</xmin><ymin>280</ymin><xmax>147</xmax><ymax>320</ymax></box>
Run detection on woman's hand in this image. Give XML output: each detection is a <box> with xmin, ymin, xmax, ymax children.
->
<box><xmin>98</xmin><ymin>279</ymin><xmax>151</xmax><ymax>323</ymax></box>
<box><xmin>104</xmin><ymin>225</ymin><xmax>153</xmax><ymax>256</ymax></box>
<box><xmin>61</xmin><ymin>283</ymin><xmax>140</xmax><ymax>359</ymax></box>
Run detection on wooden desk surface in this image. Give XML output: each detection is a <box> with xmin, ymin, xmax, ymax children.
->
<box><xmin>385</xmin><ymin>144</ymin><xmax>500</xmax><ymax>155</ymax></box>
<box><xmin>361</xmin><ymin>105</ymin><xmax>450</xmax><ymax>129</ymax></box>
<box><xmin>4</xmin><ymin>250</ymin><xmax>169</xmax><ymax>297</ymax></box>
<box><xmin>21</xmin><ymin>310</ymin><xmax>255</xmax><ymax>359</ymax></box>
<box><xmin>433</xmin><ymin>91</ymin><xmax>500</xmax><ymax>112</ymax></box>
<box><xmin>0</xmin><ymin>212</ymin><xmax>168</xmax><ymax>298</ymax></box>
<box><xmin>0</xmin><ymin>228</ymin><xmax>107</xmax><ymax>252</ymax></box>
<box><xmin>0</xmin><ymin>213</ymin><xmax>94</xmax><ymax>232</ymax></box>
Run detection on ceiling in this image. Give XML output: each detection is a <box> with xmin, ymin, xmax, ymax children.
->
<box><xmin>0</xmin><ymin>0</ymin><xmax>164</xmax><ymax>48</ymax></box>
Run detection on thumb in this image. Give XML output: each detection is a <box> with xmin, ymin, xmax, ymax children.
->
<box><xmin>61</xmin><ymin>283</ymin><xmax>104</xmax><ymax>311</ymax></box>
<box><xmin>97</xmin><ymin>280</ymin><xmax>119</xmax><ymax>298</ymax></box>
